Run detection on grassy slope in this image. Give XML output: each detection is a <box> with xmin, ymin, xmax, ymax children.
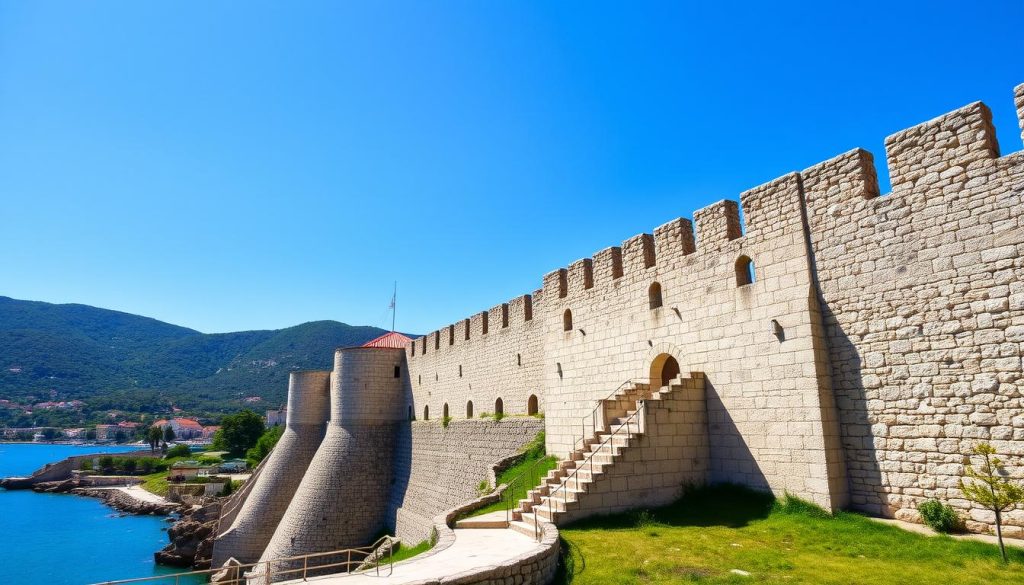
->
<box><xmin>557</xmin><ymin>484</ymin><xmax>1024</xmax><ymax>584</ymax></box>
<box><xmin>471</xmin><ymin>454</ymin><xmax>559</xmax><ymax>517</ymax></box>
<box><xmin>388</xmin><ymin>540</ymin><xmax>433</xmax><ymax>564</ymax></box>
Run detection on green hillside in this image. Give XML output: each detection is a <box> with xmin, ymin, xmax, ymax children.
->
<box><xmin>0</xmin><ymin>296</ymin><xmax>398</xmax><ymax>427</ymax></box>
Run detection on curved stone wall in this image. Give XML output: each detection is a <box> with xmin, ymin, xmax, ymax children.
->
<box><xmin>257</xmin><ymin>347</ymin><xmax>405</xmax><ymax>573</ymax></box>
<box><xmin>212</xmin><ymin>370</ymin><xmax>331</xmax><ymax>567</ymax></box>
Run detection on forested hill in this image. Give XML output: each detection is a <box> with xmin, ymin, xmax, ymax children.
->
<box><xmin>0</xmin><ymin>296</ymin><xmax>395</xmax><ymax>425</ymax></box>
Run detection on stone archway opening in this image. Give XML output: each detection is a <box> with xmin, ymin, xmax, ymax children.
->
<box><xmin>649</xmin><ymin>353</ymin><xmax>681</xmax><ymax>389</ymax></box>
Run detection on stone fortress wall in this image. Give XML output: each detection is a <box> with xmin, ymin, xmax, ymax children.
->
<box><xmin>405</xmin><ymin>82</ymin><xmax>1024</xmax><ymax>533</ymax></box>
<box><xmin>804</xmin><ymin>93</ymin><xmax>1024</xmax><ymax>531</ymax></box>
<box><xmin>387</xmin><ymin>417</ymin><xmax>546</xmax><ymax>544</ymax></box>
<box><xmin>212</xmin><ymin>83</ymin><xmax>1024</xmax><ymax>578</ymax></box>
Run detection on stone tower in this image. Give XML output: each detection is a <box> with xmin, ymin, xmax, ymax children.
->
<box><xmin>256</xmin><ymin>345</ymin><xmax>406</xmax><ymax>575</ymax></box>
<box><xmin>211</xmin><ymin>370</ymin><xmax>331</xmax><ymax>567</ymax></box>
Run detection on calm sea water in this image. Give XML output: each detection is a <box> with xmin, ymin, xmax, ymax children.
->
<box><xmin>0</xmin><ymin>443</ymin><xmax>204</xmax><ymax>585</ymax></box>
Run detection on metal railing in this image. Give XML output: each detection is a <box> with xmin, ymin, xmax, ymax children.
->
<box><xmin>500</xmin><ymin>455</ymin><xmax>552</xmax><ymax>541</ymax></box>
<box><xmin>568</xmin><ymin>379</ymin><xmax>636</xmax><ymax>459</ymax></box>
<box><xmin>545</xmin><ymin>401</ymin><xmax>646</xmax><ymax>514</ymax></box>
<box><xmin>92</xmin><ymin>536</ymin><xmax>396</xmax><ymax>585</ymax></box>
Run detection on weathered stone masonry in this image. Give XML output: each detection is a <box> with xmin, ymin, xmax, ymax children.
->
<box><xmin>212</xmin><ymin>83</ymin><xmax>1024</xmax><ymax>580</ymax></box>
<box><xmin>406</xmin><ymin>82</ymin><xmax>1024</xmax><ymax>534</ymax></box>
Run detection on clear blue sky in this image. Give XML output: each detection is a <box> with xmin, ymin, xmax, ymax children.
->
<box><xmin>1</xmin><ymin>1</ymin><xmax>1021</xmax><ymax>334</ymax></box>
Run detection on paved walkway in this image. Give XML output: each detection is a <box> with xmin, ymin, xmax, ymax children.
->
<box><xmin>869</xmin><ymin>517</ymin><xmax>1024</xmax><ymax>549</ymax></box>
<box><xmin>92</xmin><ymin>485</ymin><xmax>170</xmax><ymax>505</ymax></box>
<box><xmin>285</xmin><ymin>528</ymin><xmax>544</xmax><ymax>584</ymax></box>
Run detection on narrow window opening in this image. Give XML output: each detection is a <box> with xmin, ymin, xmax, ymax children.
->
<box><xmin>517</xmin><ymin>353</ymin><xmax>522</xmax><ymax>366</ymax></box>
<box><xmin>393</xmin><ymin>365</ymin><xmax>401</xmax><ymax>378</ymax></box>
<box><xmin>458</xmin><ymin>365</ymin><xmax>463</xmax><ymax>377</ymax></box>
<box><xmin>527</xmin><ymin>394</ymin><xmax>539</xmax><ymax>416</ymax></box>
<box><xmin>443</xmin><ymin>403</ymin><xmax>449</xmax><ymax>419</ymax></box>
<box><xmin>563</xmin><ymin>309</ymin><xmax>573</xmax><ymax>332</ymax></box>
<box><xmin>494</xmin><ymin>397</ymin><xmax>504</xmax><ymax>416</ymax></box>
<box><xmin>648</xmin><ymin>281</ymin><xmax>663</xmax><ymax>309</ymax></box>
<box><xmin>464</xmin><ymin>319</ymin><xmax>470</xmax><ymax>340</ymax></box>
<box><xmin>408</xmin><ymin>405</ymin><xmax>413</xmax><ymax>421</ymax></box>
<box><xmin>466</xmin><ymin>400</ymin><xmax>474</xmax><ymax>418</ymax></box>
<box><xmin>423</xmin><ymin>405</ymin><xmax>429</xmax><ymax>420</ymax></box>
<box><xmin>736</xmin><ymin>255</ymin><xmax>755</xmax><ymax>286</ymax></box>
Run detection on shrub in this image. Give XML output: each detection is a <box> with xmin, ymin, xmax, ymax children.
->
<box><xmin>476</xmin><ymin>480</ymin><xmax>492</xmax><ymax>495</ymax></box>
<box><xmin>165</xmin><ymin>444</ymin><xmax>191</xmax><ymax>459</ymax></box>
<box><xmin>79</xmin><ymin>459</ymin><xmax>93</xmax><ymax>471</ymax></box>
<box><xmin>441</xmin><ymin>416</ymin><xmax>452</xmax><ymax>429</ymax></box>
<box><xmin>122</xmin><ymin>458</ymin><xmax>137</xmax><ymax>473</ymax></box>
<box><xmin>493</xmin><ymin>411</ymin><xmax>504</xmax><ymax>422</ymax></box>
<box><xmin>98</xmin><ymin>456</ymin><xmax>114</xmax><ymax>472</ymax></box>
<box><xmin>918</xmin><ymin>499</ymin><xmax>962</xmax><ymax>533</ymax></box>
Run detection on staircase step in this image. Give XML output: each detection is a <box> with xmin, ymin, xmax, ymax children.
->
<box><xmin>509</xmin><ymin>519</ymin><xmax>543</xmax><ymax>539</ymax></box>
<box><xmin>454</xmin><ymin>511</ymin><xmax>509</xmax><ymax>529</ymax></box>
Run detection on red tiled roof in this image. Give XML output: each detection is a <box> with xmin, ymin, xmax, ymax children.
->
<box><xmin>173</xmin><ymin>418</ymin><xmax>203</xmax><ymax>429</ymax></box>
<box><xmin>361</xmin><ymin>331</ymin><xmax>413</xmax><ymax>349</ymax></box>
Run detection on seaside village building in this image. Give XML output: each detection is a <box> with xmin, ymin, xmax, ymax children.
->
<box><xmin>209</xmin><ymin>84</ymin><xmax>1024</xmax><ymax>583</ymax></box>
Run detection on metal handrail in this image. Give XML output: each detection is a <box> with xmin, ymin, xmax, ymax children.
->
<box><xmin>546</xmin><ymin>401</ymin><xmax>646</xmax><ymax>514</ymax></box>
<box><xmin>501</xmin><ymin>455</ymin><xmax>550</xmax><ymax>541</ymax></box>
<box><xmin>568</xmin><ymin>379</ymin><xmax>636</xmax><ymax>458</ymax></box>
<box><xmin>92</xmin><ymin>535</ymin><xmax>396</xmax><ymax>585</ymax></box>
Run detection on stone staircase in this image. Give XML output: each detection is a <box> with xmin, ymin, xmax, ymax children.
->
<box><xmin>507</xmin><ymin>377</ymin><xmax>702</xmax><ymax>536</ymax></box>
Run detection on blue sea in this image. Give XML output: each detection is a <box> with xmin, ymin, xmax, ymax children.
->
<box><xmin>0</xmin><ymin>443</ymin><xmax>204</xmax><ymax>585</ymax></box>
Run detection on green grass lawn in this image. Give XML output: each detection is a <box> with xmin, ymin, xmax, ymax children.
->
<box><xmin>387</xmin><ymin>540</ymin><xmax>433</xmax><ymax>564</ymax></box>
<box><xmin>470</xmin><ymin>454</ymin><xmax>559</xmax><ymax>517</ymax></box>
<box><xmin>556</xmin><ymin>484</ymin><xmax>1024</xmax><ymax>584</ymax></box>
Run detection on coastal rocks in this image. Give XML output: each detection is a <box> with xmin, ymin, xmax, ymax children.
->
<box><xmin>156</xmin><ymin>502</ymin><xmax>221</xmax><ymax>569</ymax></box>
<box><xmin>72</xmin><ymin>486</ymin><xmax>179</xmax><ymax>515</ymax></box>
<box><xmin>26</xmin><ymin>478</ymin><xmax>180</xmax><ymax>515</ymax></box>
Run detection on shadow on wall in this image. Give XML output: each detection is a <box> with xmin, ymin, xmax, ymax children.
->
<box><xmin>704</xmin><ymin>378</ymin><xmax>770</xmax><ymax>493</ymax></box>
<box><xmin>385</xmin><ymin>419</ymin><xmax>413</xmax><ymax>535</ymax></box>
<box><xmin>818</xmin><ymin>303</ymin><xmax>884</xmax><ymax>516</ymax></box>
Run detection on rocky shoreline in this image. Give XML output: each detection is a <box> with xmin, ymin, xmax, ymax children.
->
<box><xmin>31</xmin><ymin>479</ymin><xmax>180</xmax><ymax>515</ymax></box>
<box><xmin>155</xmin><ymin>502</ymin><xmax>220</xmax><ymax>569</ymax></box>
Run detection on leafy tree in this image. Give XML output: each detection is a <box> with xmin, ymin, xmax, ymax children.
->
<box><xmin>41</xmin><ymin>427</ymin><xmax>58</xmax><ymax>441</ymax></box>
<box><xmin>960</xmin><ymin>442</ymin><xmax>1024</xmax><ymax>562</ymax></box>
<box><xmin>85</xmin><ymin>428</ymin><xmax>97</xmax><ymax>441</ymax></box>
<box><xmin>122</xmin><ymin>458</ymin><xmax>137</xmax><ymax>473</ymax></box>
<box><xmin>246</xmin><ymin>425</ymin><xmax>284</xmax><ymax>466</ymax></box>
<box><xmin>163</xmin><ymin>425</ymin><xmax>176</xmax><ymax>444</ymax></box>
<box><xmin>213</xmin><ymin>410</ymin><xmax>265</xmax><ymax>456</ymax></box>
<box><xmin>147</xmin><ymin>426</ymin><xmax>163</xmax><ymax>451</ymax></box>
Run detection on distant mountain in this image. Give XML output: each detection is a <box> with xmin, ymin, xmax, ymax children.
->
<box><xmin>0</xmin><ymin>296</ymin><xmax>400</xmax><ymax>425</ymax></box>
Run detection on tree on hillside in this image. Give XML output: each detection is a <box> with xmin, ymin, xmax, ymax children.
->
<box><xmin>163</xmin><ymin>425</ymin><xmax>176</xmax><ymax>444</ymax></box>
<box><xmin>246</xmin><ymin>425</ymin><xmax>284</xmax><ymax>466</ymax></box>
<box><xmin>213</xmin><ymin>410</ymin><xmax>265</xmax><ymax>456</ymax></box>
<box><xmin>961</xmin><ymin>442</ymin><xmax>1024</xmax><ymax>562</ymax></box>
<box><xmin>147</xmin><ymin>426</ymin><xmax>163</xmax><ymax>451</ymax></box>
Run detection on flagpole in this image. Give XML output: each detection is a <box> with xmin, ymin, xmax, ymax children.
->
<box><xmin>391</xmin><ymin>281</ymin><xmax>397</xmax><ymax>333</ymax></box>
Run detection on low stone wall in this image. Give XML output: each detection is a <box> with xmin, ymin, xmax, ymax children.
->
<box><xmin>1</xmin><ymin>449</ymin><xmax>155</xmax><ymax>488</ymax></box>
<box><xmin>388</xmin><ymin>417</ymin><xmax>545</xmax><ymax>544</ymax></box>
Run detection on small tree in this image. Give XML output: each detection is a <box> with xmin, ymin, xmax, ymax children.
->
<box><xmin>960</xmin><ymin>442</ymin><xmax>1024</xmax><ymax>562</ymax></box>
<box><xmin>147</xmin><ymin>426</ymin><xmax>163</xmax><ymax>451</ymax></box>
<box><xmin>163</xmin><ymin>425</ymin><xmax>176</xmax><ymax>444</ymax></box>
